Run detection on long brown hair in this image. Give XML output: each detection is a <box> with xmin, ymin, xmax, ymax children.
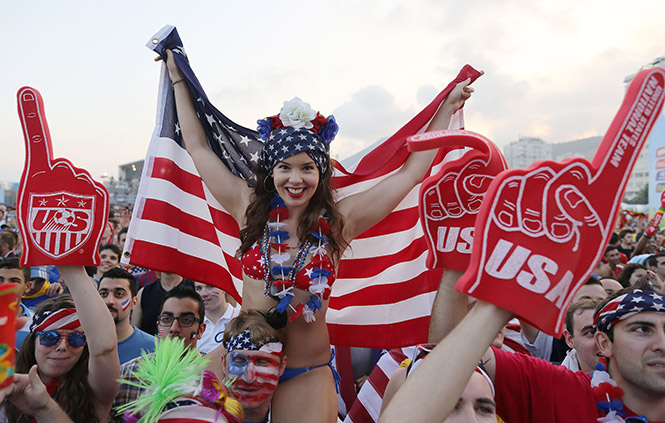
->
<box><xmin>5</xmin><ymin>295</ymin><xmax>98</xmax><ymax>423</ymax></box>
<box><xmin>238</xmin><ymin>159</ymin><xmax>346</xmax><ymax>262</ymax></box>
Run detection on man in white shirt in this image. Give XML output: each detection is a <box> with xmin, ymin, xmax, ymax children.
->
<box><xmin>194</xmin><ymin>281</ymin><xmax>241</xmax><ymax>354</ymax></box>
<box><xmin>560</xmin><ymin>298</ymin><xmax>600</xmax><ymax>372</ymax></box>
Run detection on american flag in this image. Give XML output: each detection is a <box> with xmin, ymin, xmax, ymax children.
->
<box><xmin>123</xmin><ymin>25</ymin><xmax>481</xmax><ymax>348</ymax></box>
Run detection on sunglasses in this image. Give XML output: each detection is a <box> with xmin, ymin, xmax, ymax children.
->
<box><xmin>36</xmin><ymin>331</ymin><xmax>86</xmax><ymax>348</ymax></box>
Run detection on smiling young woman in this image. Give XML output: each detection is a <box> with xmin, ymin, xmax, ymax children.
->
<box><xmin>165</xmin><ymin>48</ymin><xmax>477</xmax><ymax>423</ymax></box>
<box><xmin>5</xmin><ymin>266</ymin><xmax>119</xmax><ymax>423</ymax></box>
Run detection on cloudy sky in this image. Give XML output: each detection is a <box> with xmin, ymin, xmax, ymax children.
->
<box><xmin>2</xmin><ymin>1</ymin><xmax>664</xmax><ymax>182</ymax></box>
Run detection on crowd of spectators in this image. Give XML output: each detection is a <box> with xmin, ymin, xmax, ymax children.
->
<box><xmin>1</xmin><ymin>201</ymin><xmax>665</xmax><ymax>422</ymax></box>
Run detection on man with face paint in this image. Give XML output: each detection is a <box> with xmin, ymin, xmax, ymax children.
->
<box><xmin>98</xmin><ymin>267</ymin><xmax>155</xmax><ymax>364</ymax></box>
<box><xmin>111</xmin><ymin>284</ymin><xmax>207</xmax><ymax>422</ymax></box>
<box><xmin>221</xmin><ymin>311</ymin><xmax>287</xmax><ymax>423</ymax></box>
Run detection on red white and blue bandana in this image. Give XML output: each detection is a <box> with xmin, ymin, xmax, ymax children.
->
<box><xmin>594</xmin><ymin>289</ymin><xmax>665</xmax><ymax>333</ymax></box>
<box><xmin>257</xmin><ymin>97</ymin><xmax>338</xmax><ymax>174</ymax></box>
<box><xmin>30</xmin><ymin>308</ymin><xmax>81</xmax><ymax>332</ymax></box>
<box><xmin>223</xmin><ymin>330</ymin><xmax>283</xmax><ymax>356</ymax></box>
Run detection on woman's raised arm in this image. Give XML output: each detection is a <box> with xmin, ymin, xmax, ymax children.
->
<box><xmin>165</xmin><ymin>50</ymin><xmax>252</xmax><ymax>223</ymax></box>
<box><xmin>339</xmin><ymin>78</ymin><xmax>478</xmax><ymax>241</ymax></box>
<box><xmin>56</xmin><ymin>265</ymin><xmax>119</xmax><ymax>415</ymax></box>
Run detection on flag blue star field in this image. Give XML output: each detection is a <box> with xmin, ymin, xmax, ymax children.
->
<box><xmin>148</xmin><ymin>25</ymin><xmax>263</xmax><ymax>182</ymax></box>
<box><xmin>124</xmin><ymin>25</ymin><xmax>481</xmax><ymax>348</ymax></box>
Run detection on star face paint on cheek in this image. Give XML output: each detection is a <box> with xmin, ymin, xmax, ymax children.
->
<box><xmin>227</xmin><ymin>351</ymin><xmax>249</xmax><ymax>378</ymax></box>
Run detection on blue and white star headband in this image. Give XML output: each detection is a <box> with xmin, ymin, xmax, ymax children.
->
<box><xmin>257</xmin><ymin>97</ymin><xmax>338</xmax><ymax>174</ymax></box>
<box><xmin>223</xmin><ymin>330</ymin><xmax>283</xmax><ymax>356</ymax></box>
<box><xmin>594</xmin><ymin>289</ymin><xmax>665</xmax><ymax>333</ymax></box>
<box><xmin>259</xmin><ymin>127</ymin><xmax>330</xmax><ymax>174</ymax></box>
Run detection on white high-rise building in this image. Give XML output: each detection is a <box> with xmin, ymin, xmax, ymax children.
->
<box><xmin>503</xmin><ymin>137</ymin><xmax>552</xmax><ymax>169</ymax></box>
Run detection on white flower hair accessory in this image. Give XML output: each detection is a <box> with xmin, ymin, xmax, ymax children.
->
<box><xmin>278</xmin><ymin>97</ymin><xmax>317</xmax><ymax>129</ymax></box>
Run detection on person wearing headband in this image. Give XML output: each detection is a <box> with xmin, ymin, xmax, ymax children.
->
<box><xmin>4</xmin><ymin>266</ymin><xmax>119</xmax><ymax>423</ymax></box>
<box><xmin>165</xmin><ymin>48</ymin><xmax>477</xmax><ymax>423</ymax></box>
<box><xmin>215</xmin><ymin>311</ymin><xmax>286</xmax><ymax>423</ymax></box>
<box><xmin>381</xmin><ymin>284</ymin><xmax>665</xmax><ymax>422</ymax></box>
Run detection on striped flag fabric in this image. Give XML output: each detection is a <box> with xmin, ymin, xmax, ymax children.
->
<box><xmin>123</xmin><ymin>25</ymin><xmax>481</xmax><ymax>348</ymax></box>
<box><xmin>343</xmin><ymin>324</ymin><xmax>528</xmax><ymax>423</ymax></box>
<box><xmin>343</xmin><ymin>347</ymin><xmax>414</xmax><ymax>423</ymax></box>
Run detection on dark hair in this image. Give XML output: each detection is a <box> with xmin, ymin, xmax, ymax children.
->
<box><xmin>604</xmin><ymin>245</ymin><xmax>619</xmax><ymax>256</ymax></box>
<box><xmin>160</xmin><ymin>284</ymin><xmax>205</xmax><ymax>322</ymax></box>
<box><xmin>0</xmin><ymin>256</ymin><xmax>30</xmax><ymax>284</ymax></box>
<box><xmin>6</xmin><ymin>295</ymin><xmax>97</xmax><ymax>423</ymax></box>
<box><xmin>647</xmin><ymin>252</ymin><xmax>665</xmax><ymax>268</ymax></box>
<box><xmin>98</xmin><ymin>243</ymin><xmax>121</xmax><ymax>257</ymax></box>
<box><xmin>617</xmin><ymin>263</ymin><xmax>646</xmax><ymax>288</ymax></box>
<box><xmin>223</xmin><ymin>310</ymin><xmax>286</xmax><ymax>350</ymax></box>
<box><xmin>118</xmin><ymin>227</ymin><xmax>128</xmax><ymax>237</ymax></box>
<box><xmin>237</xmin><ymin>161</ymin><xmax>346</xmax><ymax>262</ymax></box>
<box><xmin>618</xmin><ymin>228</ymin><xmax>635</xmax><ymax>240</ymax></box>
<box><xmin>609</xmin><ymin>232</ymin><xmax>619</xmax><ymax>245</ymax></box>
<box><xmin>585</xmin><ymin>275</ymin><xmax>602</xmax><ymax>286</ymax></box>
<box><xmin>565</xmin><ymin>298</ymin><xmax>601</xmax><ymax>335</ymax></box>
<box><xmin>99</xmin><ymin>267</ymin><xmax>138</xmax><ymax>297</ymax></box>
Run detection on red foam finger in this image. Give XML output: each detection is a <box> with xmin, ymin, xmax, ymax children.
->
<box><xmin>438</xmin><ymin>173</ymin><xmax>464</xmax><ymax>217</ymax></box>
<box><xmin>416</xmin><ymin>131</ymin><xmax>507</xmax><ymax>270</ymax></box>
<box><xmin>17</xmin><ymin>87</ymin><xmax>54</xmax><ymax>174</ymax></box>
<box><xmin>456</xmin><ymin>68</ymin><xmax>665</xmax><ymax>336</ymax></box>
<box><xmin>16</xmin><ymin>87</ymin><xmax>109</xmax><ymax>267</ymax></box>
<box><xmin>462</xmin><ymin>172</ymin><xmax>494</xmax><ymax>197</ymax></box>
<box><xmin>491</xmin><ymin>176</ymin><xmax>522</xmax><ymax>230</ymax></box>
<box><xmin>458</xmin><ymin>167</ymin><xmax>588</xmax><ymax>335</ymax></box>
<box><xmin>590</xmin><ymin>68</ymin><xmax>665</xmax><ymax>201</ymax></box>
<box><xmin>408</xmin><ymin>129</ymin><xmax>495</xmax><ymax>153</ymax></box>
<box><xmin>517</xmin><ymin>168</ymin><xmax>557</xmax><ymax>235</ymax></box>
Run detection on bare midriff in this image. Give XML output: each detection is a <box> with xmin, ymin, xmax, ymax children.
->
<box><xmin>242</xmin><ymin>276</ymin><xmax>332</xmax><ymax>368</ymax></box>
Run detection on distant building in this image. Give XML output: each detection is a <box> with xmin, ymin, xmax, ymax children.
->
<box><xmin>502</xmin><ymin>135</ymin><xmax>649</xmax><ymax>202</ymax></box>
<box><xmin>625</xmin><ymin>55</ymin><xmax>665</xmax><ymax>209</ymax></box>
<box><xmin>625</xmin><ymin>140</ymin><xmax>650</xmax><ymax>201</ymax></box>
<box><xmin>551</xmin><ymin>136</ymin><xmax>601</xmax><ymax>162</ymax></box>
<box><xmin>0</xmin><ymin>181</ymin><xmax>18</xmax><ymax>206</ymax></box>
<box><xmin>503</xmin><ymin>137</ymin><xmax>552</xmax><ymax>169</ymax></box>
<box><xmin>104</xmin><ymin>160</ymin><xmax>144</xmax><ymax>206</ymax></box>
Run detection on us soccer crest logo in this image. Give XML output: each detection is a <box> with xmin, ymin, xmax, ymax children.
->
<box><xmin>27</xmin><ymin>191</ymin><xmax>95</xmax><ymax>259</ymax></box>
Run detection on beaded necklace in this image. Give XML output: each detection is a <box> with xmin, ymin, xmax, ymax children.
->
<box><xmin>590</xmin><ymin>359</ymin><xmax>648</xmax><ymax>423</ymax></box>
<box><xmin>261</xmin><ymin>197</ymin><xmax>332</xmax><ymax>327</ymax></box>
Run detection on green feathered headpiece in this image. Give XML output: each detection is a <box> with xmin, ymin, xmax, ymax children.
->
<box><xmin>115</xmin><ymin>337</ymin><xmax>210</xmax><ymax>423</ymax></box>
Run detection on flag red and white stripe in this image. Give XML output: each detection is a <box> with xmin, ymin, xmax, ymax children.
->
<box><xmin>124</xmin><ymin>30</ymin><xmax>481</xmax><ymax>348</ymax></box>
<box><xmin>31</xmin><ymin>308</ymin><xmax>81</xmax><ymax>332</ymax></box>
<box><xmin>343</xmin><ymin>347</ymin><xmax>413</xmax><ymax>423</ymax></box>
